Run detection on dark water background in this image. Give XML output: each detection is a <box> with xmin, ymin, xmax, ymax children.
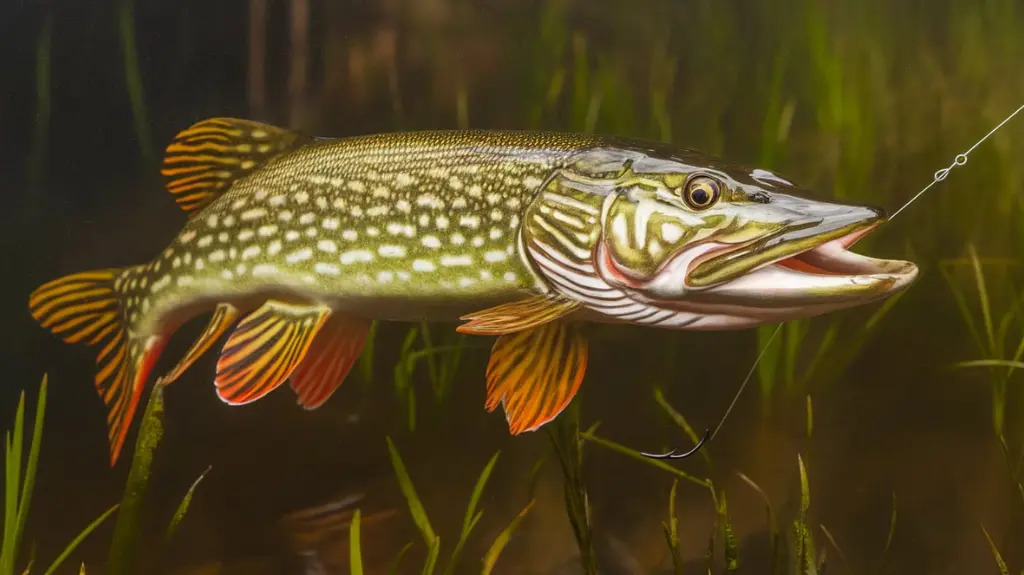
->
<box><xmin>2</xmin><ymin>0</ymin><xmax>1024</xmax><ymax>573</ymax></box>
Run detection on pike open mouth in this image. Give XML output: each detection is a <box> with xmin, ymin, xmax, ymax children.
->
<box><xmin>693</xmin><ymin>222</ymin><xmax>919</xmax><ymax>306</ymax></box>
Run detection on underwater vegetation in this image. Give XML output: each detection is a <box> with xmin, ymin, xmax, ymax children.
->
<box><xmin>6</xmin><ymin>0</ymin><xmax>1024</xmax><ymax>573</ymax></box>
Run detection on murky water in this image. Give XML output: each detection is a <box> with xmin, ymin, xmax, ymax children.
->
<box><xmin>3</xmin><ymin>1</ymin><xmax>1024</xmax><ymax>573</ymax></box>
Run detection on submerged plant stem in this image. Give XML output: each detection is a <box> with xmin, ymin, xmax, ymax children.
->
<box><xmin>548</xmin><ymin>400</ymin><xmax>596</xmax><ymax>575</ymax></box>
<box><xmin>118</xmin><ymin>0</ymin><xmax>153</xmax><ymax>166</ymax></box>
<box><xmin>106</xmin><ymin>384</ymin><xmax>165</xmax><ymax>575</ymax></box>
<box><xmin>28</xmin><ymin>15</ymin><xmax>52</xmax><ymax>190</ymax></box>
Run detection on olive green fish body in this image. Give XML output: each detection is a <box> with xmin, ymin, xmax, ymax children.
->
<box><xmin>28</xmin><ymin>117</ymin><xmax>919</xmax><ymax>466</ymax></box>
<box><xmin>137</xmin><ymin>130</ymin><xmax>601</xmax><ymax>334</ymax></box>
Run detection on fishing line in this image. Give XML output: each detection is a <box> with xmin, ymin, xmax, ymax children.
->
<box><xmin>640</xmin><ymin>324</ymin><xmax>781</xmax><ymax>460</ymax></box>
<box><xmin>642</xmin><ymin>100</ymin><xmax>1024</xmax><ymax>462</ymax></box>
<box><xmin>890</xmin><ymin>101</ymin><xmax>1024</xmax><ymax>220</ymax></box>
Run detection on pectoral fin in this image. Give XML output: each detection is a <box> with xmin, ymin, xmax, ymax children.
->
<box><xmin>484</xmin><ymin>321</ymin><xmax>588</xmax><ymax>434</ymax></box>
<box><xmin>288</xmin><ymin>314</ymin><xmax>372</xmax><ymax>409</ymax></box>
<box><xmin>215</xmin><ymin>301</ymin><xmax>331</xmax><ymax>405</ymax></box>
<box><xmin>456</xmin><ymin>294</ymin><xmax>581</xmax><ymax>336</ymax></box>
<box><xmin>159</xmin><ymin>303</ymin><xmax>241</xmax><ymax>386</ymax></box>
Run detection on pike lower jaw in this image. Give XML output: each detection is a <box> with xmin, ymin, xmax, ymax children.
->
<box><xmin>682</xmin><ymin>224</ymin><xmax>919</xmax><ymax>312</ymax></box>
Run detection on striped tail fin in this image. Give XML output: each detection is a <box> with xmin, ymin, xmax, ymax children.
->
<box><xmin>28</xmin><ymin>267</ymin><xmax>167</xmax><ymax>466</ymax></box>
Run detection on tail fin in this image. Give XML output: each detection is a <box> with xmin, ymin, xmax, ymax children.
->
<box><xmin>28</xmin><ymin>267</ymin><xmax>167</xmax><ymax>466</ymax></box>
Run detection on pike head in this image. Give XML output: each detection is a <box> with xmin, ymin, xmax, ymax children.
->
<box><xmin>520</xmin><ymin>144</ymin><xmax>918</xmax><ymax>329</ymax></box>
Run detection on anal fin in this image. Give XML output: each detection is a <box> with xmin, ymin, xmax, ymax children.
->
<box><xmin>288</xmin><ymin>314</ymin><xmax>371</xmax><ymax>410</ymax></box>
<box><xmin>484</xmin><ymin>321</ymin><xmax>589</xmax><ymax>434</ymax></box>
<box><xmin>456</xmin><ymin>294</ymin><xmax>581</xmax><ymax>336</ymax></box>
<box><xmin>215</xmin><ymin>301</ymin><xmax>331</xmax><ymax>405</ymax></box>
<box><xmin>158</xmin><ymin>303</ymin><xmax>240</xmax><ymax>386</ymax></box>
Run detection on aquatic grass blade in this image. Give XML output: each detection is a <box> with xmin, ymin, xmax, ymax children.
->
<box><xmin>660</xmin><ymin>479</ymin><xmax>683</xmax><ymax>575</ymax></box>
<box><xmin>28</xmin><ymin>15</ymin><xmax>52</xmax><ymax>189</ymax></box>
<box><xmin>939</xmin><ymin>264</ymin><xmax>987</xmax><ymax>357</ymax></box>
<box><xmin>106</xmin><ymin>384</ymin><xmax>165</xmax><ymax>575</ymax></box>
<box><xmin>40</xmin><ymin>505</ymin><xmax>118</xmax><ymax>575</ymax></box>
<box><xmin>548</xmin><ymin>401</ymin><xmax>596</xmax><ymax>575</ymax></box>
<box><xmin>349</xmin><ymin>509</ymin><xmax>363</xmax><ymax>575</ymax></box>
<box><xmin>653</xmin><ymin>387</ymin><xmax>714</xmax><ymax>471</ymax></box>
<box><xmin>15</xmin><ymin>379</ymin><xmax>46</xmax><ymax>552</ymax></box>
<box><xmin>737</xmin><ymin>472</ymin><xmax>782</xmax><ymax>574</ymax></box>
<box><xmin>981</xmin><ymin>525</ymin><xmax>1010</xmax><ymax>575</ymax></box>
<box><xmin>526</xmin><ymin>455</ymin><xmax>547</xmax><ymax>501</ymax></box>
<box><xmin>358</xmin><ymin>320</ymin><xmax>378</xmax><ymax>385</ymax></box>
<box><xmin>388</xmin><ymin>542</ymin><xmax>413</xmax><ymax>575</ymax></box>
<box><xmin>0</xmin><ymin>376</ymin><xmax>118</xmax><ymax>575</ymax></box>
<box><xmin>384</xmin><ymin>436</ymin><xmax>439</xmax><ymax>574</ymax></box>
<box><xmin>580</xmin><ymin>430</ymin><xmax>709</xmax><ymax>488</ymax></box>
<box><xmin>481</xmin><ymin>500</ymin><xmax>535</xmax><ymax>575</ymax></box>
<box><xmin>5</xmin><ymin>414</ymin><xmax>23</xmax><ymax>575</ymax></box>
<box><xmin>4</xmin><ymin>399</ymin><xmax>24</xmax><ymax>575</ymax></box>
<box><xmin>968</xmin><ymin>244</ymin><xmax>997</xmax><ymax>355</ymax></box>
<box><xmin>954</xmin><ymin>359</ymin><xmax>1024</xmax><ymax>370</ymax></box>
<box><xmin>806</xmin><ymin>395</ymin><xmax>813</xmax><ymax>439</ymax></box>
<box><xmin>819</xmin><ymin>525</ymin><xmax>852</xmax><ymax>573</ymax></box>
<box><xmin>717</xmin><ymin>491</ymin><xmax>739</xmax><ymax>572</ymax></box>
<box><xmin>1</xmin><ymin>376</ymin><xmax>45</xmax><ymax>575</ymax></box>
<box><xmin>424</xmin><ymin>537</ymin><xmax>440</xmax><ymax>575</ymax></box>
<box><xmin>879</xmin><ymin>492</ymin><xmax>897</xmax><ymax>572</ymax></box>
<box><xmin>445</xmin><ymin>451</ymin><xmax>500</xmax><ymax>575</ymax></box>
<box><xmin>793</xmin><ymin>454</ymin><xmax>814</xmax><ymax>575</ymax></box>
<box><xmin>799</xmin><ymin>321</ymin><xmax>839</xmax><ymax>388</ymax></box>
<box><xmin>165</xmin><ymin>465</ymin><xmax>211</xmax><ymax>543</ymax></box>
<box><xmin>118</xmin><ymin>0</ymin><xmax>153</xmax><ymax>165</ymax></box>
<box><xmin>418</xmin><ymin>322</ymin><xmax>441</xmax><ymax>390</ymax></box>
<box><xmin>783</xmin><ymin>320</ymin><xmax>808</xmax><ymax>391</ymax></box>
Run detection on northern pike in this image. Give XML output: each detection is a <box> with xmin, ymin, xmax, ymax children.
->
<box><xmin>28</xmin><ymin>118</ymin><xmax>919</xmax><ymax>465</ymax></box>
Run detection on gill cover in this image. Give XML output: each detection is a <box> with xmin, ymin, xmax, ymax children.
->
<box><xmin>521</xmin><ymin>146</ymin><xmax>754</xmax><ymax>304</ymax></box>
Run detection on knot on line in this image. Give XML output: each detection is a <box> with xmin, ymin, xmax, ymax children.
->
<box><xmin>934</xmin><ymin>154</ymin><xmax>968</xmax><ymax>182</ymax></box>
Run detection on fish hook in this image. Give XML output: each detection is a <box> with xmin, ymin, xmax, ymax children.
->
<box><xmin>640</xmin><ymin>428</ymin><xmax>711</xmax><ymax>460</ymax></box>
<box><xmin>640</xmin><ymin>324</ymin><xmax>784</xmax><ymax>462</ymax></box>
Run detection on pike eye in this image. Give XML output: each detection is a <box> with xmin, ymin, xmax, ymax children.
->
<box><xmin>683</xmin><ymin>176</ymin><xmax>721</xmax><ymax>210</ymax></box>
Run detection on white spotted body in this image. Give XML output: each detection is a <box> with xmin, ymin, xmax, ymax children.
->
<box><xmin>28</xmin><ymin>117</ymin><xmax>917</xmax><ymax>468</ymax></box>
<box><xmin>131</xmin><ymin>130</ymin><xmax>601</xmax><ymax>336</ymax></box>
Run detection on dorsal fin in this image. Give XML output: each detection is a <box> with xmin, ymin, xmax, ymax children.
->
<box><xmin>160</xmin><ymin>117</ymin><xmax>314</xmax><ymax>214</ymax></box>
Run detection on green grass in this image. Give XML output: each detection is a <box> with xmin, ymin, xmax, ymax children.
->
<box><xmin>380</xmin><ymin>437</ymin><xmax>533</xmax><ymax>574</ymax></box>
<box><xmin>392</xmin><ymin>323</ymin><xmax>484</xmax><ymax>432</ymax></box>
<box><xmin>547</xmin><ymin>399</ymin><xmax>596</xmax><ymax>574</ymax></box>
<box><xmin>117</xmin><ymin>0</ymin><xmax>153</xmax><ymax>166</ymax></box>
<box><xmin>22</xmin><ymin>0</ymin><xmax>1024</xmax><ymax>570</ymax></box>
<box><xmin>1</xmin><ymin>375</ymin><xmax>118</xmax><ymax>575</ymax></box>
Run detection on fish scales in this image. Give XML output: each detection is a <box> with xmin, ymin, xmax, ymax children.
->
<box><xmin>137</xmin><ymin>130</ymin><xmax>602</xmax><ymax>331</ymax></box>
<box><xmin>28</xmin><ymin>117</ymin><xmax>918</xmax><ymax>467</ymax></box>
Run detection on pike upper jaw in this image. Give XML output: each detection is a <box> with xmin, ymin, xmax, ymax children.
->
<box><xmin>676</xmin><ymin>202</ymin><xmax>918</xmax><ymax>318</ymax></box>
<box><xmin>593</xmin><ymin>190</ymin><xmax>919</xmax><ymax>327</ymax></box>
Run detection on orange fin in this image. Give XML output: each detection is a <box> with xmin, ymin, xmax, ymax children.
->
<box><xmin>158</xmin><ymin>303</ymin><xmax>241</xmax><ymax>386</ymax></box>
<box><xmin>289</xmin><ymin>314</ymin><xmax>371</xmax><ymax>410</ymax></box>
<box><xmin>160</xmin><ymin>117</ymin><xmax>313</xmax><ymax>214</ymax></box>
<box><xmin>456</xmin><ymin>294</ymin><xmax>581</xmax><ymax>336</ymax></box>
<box><xmin>28</xmin><ymin>267</ymin><xmax>166</xmax><ymax>466</ymax></box>
<box><xmin>484</xmin><ymin>321</ymin><xmax>588</xmax><ymax>434</ymax></box>
<box><xmin>215</xmin><ymin>300</ymin><xmax>331</xmax><ymax>405</ymax></box>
